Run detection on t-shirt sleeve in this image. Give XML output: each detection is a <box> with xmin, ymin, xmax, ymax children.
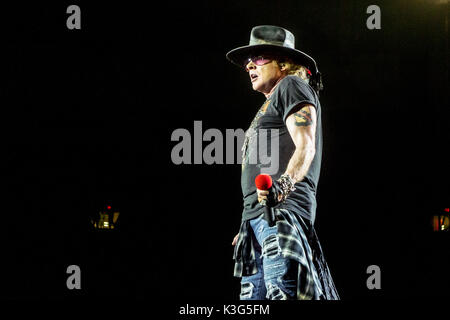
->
<box><xmin>275</xmin><ymin>77</ymin><xmax>318</xmax><ymax>123</ymax></box>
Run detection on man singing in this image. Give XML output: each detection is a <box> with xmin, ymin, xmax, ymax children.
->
<box><xmin>227</xmin><ymin>25</ymin><xmax>339</xmax><ymax>300</ymax></box>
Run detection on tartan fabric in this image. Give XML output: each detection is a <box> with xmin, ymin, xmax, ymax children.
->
<box><xmin>233</xmin><ymin>208</ymin><xmax>340</xmax><ymax>300</ymax></box>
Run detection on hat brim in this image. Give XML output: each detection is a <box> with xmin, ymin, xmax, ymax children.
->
<box><xmin>226</xmin><ymin>44</ymin><xmax>318</xmax><ymax>74</ymax></box>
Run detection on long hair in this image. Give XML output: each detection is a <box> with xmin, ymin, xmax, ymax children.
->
<box><xmin>277</xmin><ymin>59</ymin><xmax>324</xmax><ymax>97</ymax></box>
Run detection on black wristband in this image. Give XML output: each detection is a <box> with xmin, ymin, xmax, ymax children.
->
<box><xmin>265</xmin><ymin>174</ymin><xmax>296</xmax><ymax>207</ymax></box>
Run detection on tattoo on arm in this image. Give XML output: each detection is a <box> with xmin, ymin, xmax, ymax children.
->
<box><xmin>293</xmin><ymin>108</ymin><xmax>313</xmax><ymax>127</ymax></box>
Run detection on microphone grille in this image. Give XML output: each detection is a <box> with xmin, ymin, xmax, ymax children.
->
<box><xmin>255</xmin><ymin>174</ymin><xmax>273</xmax><ymax>190</ymax></box>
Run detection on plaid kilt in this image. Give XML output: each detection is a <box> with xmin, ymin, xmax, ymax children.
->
<box><xmin>233</xmin><ymin>208</ymin><xmax>340</xmax><ymax>300</ymax></box>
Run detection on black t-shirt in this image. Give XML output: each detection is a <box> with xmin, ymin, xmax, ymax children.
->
<box><xmin>240</xmin><ymin>75</ymin><xmax>322</xmax><ymax>223</ymax></box>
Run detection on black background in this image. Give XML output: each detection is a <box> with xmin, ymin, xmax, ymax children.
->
<box><xmin>0</xmin><ymin>0</ymin><xmax>448</xmax><ymax>304</ymax></box>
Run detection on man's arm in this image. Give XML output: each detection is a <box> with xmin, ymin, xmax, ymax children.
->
<box><xmin>284</xmin><ymin>104</ymin><xmax>317</xmax><ymax>182</ymax></box>
<box><xmin>256</xmin><ymin>103</ymin><xmax>317</xmax><ymax>204</ymax></box>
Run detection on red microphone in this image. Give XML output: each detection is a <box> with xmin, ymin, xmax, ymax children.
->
<box><xmin>255</xmin><ymin>174</ymin><xmax>275</xmax><ymax>226</ymax></box>
<box><xmin>255</xmin><ymin>174</ymin><xmax>272</xmax><ymax>191</ymax></box>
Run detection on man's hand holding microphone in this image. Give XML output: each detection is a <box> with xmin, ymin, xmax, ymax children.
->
<box><xmin>232</xmin><ymin>173</ymin><xmax>296</xmax><ymax>245</ymax></box>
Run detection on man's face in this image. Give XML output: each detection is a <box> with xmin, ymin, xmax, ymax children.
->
<box><xmin>245</xmin><ymin>56</ymin><xmax>284</xmax><ymax>94</ymax></box>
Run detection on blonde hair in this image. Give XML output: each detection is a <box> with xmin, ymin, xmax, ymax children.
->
<box><xmin>277</xmin><ymin>59</ymin><xmax>310</xmax><ymax>84</ymax></box>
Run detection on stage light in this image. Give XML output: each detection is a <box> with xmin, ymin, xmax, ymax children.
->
<box><xmin>432</xmin><ymin>208</ymin><xmax>449</xmax><ymax>232</ymax></box>
<box><xmin>90</xmin><ymin>203</ymin><xmax>120</xmax><ymax>230</ymax></box>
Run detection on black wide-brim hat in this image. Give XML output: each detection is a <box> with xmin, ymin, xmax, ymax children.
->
<box><xmin>226</xmin><ymin>25</ymin><xmax>319</xmax><ymax>75</ymax></box>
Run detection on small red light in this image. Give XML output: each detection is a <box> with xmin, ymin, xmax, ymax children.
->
<box><xmin>107</xmin><ymin>206</ymin><xmax>111</xmax><ymax>210</ymax></box>
<box><xmin>445</xmin><ymin>208</ymin><xmax>449</xmax><ymax>213</ymax></box>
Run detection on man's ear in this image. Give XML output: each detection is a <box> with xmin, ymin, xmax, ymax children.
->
<box><xmin>279</xmin><ymin>62</ymin><xmax>288</xmax><ymax>72</ymax></box>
